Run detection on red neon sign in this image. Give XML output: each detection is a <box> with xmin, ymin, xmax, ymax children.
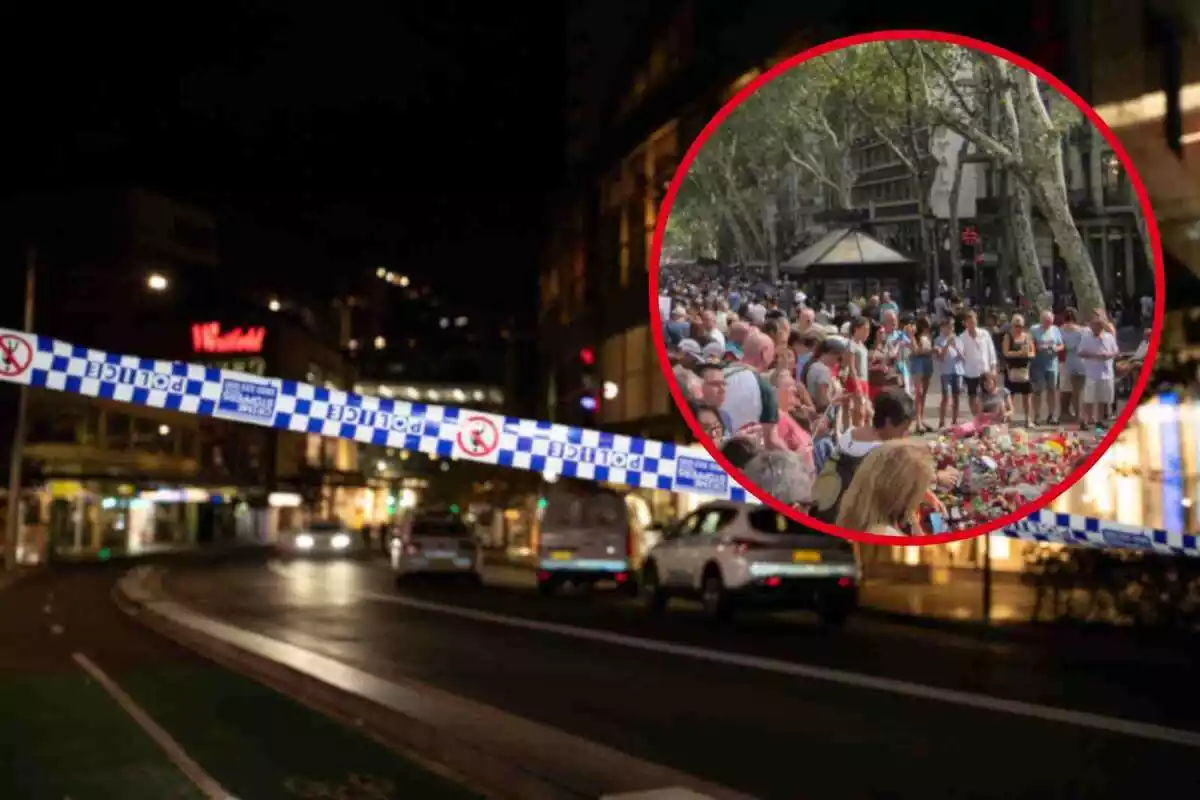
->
<box><xmin>191</xmin><ymin>322</ymin><xmax>267</xmax><ymax>354</ymax></box>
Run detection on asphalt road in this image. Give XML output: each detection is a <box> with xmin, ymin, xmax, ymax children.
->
<box><xmin>0</xmin><ymin>567</ymin><xmax>480</xmax><ymax>800</ymax></box>
<box><xmin>161</xmin><ymin>558</ymin><xmax>1200</xmax><ymax>800</ymax></box>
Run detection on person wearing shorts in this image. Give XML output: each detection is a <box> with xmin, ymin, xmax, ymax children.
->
<box><xmin>1078</xmin><ymin>309</ymin><xmax>1118</xmax><ymax>428</ymax></box>
<box><xmin>933</xmin><ymin>318</ymin><xmax>963</xmax><ymax>428</ymax></box>
<box><xmin>1030</xmin><ymin>309</ymin><xmax>1064</xmax><ymax>425</ymax></box>
<box><xmin>909</xmin><ymin>317</ymin><xmax>935</xmax><ymax>433</ymax></box>
<box><xmin>844</xmin><ymin>317</ymin><xmax>872</xmax><ymax>427</ymax></box>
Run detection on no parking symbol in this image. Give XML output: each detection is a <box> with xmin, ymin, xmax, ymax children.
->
<box><xmin>0</xmin><ymin>333</ymin><xmax>32</xmax><ymax>379</ymax></box>
<box><xmin>456</xmin><ymin>415</ymin><xmax>499</xmax><ymax>458</ymax></box>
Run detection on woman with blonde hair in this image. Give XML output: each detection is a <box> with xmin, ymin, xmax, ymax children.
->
<box><xmin>835</xmin><ymin>440</ymin><xmax>940</xmax><ymax>536</ymax></box>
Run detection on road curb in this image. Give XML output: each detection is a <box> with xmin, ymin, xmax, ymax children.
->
<box><xmin>113</xmin><ymin>567</ymin><xmax>754</xmax><ymax>800</ymax></box>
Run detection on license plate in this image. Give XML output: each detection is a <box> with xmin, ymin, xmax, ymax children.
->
<box><xmin>793</xmin><ymin>550</ymin><xmax>822</xmax><ymax>563</ymax></box>
<box><xmin>550</xmin><ymin>550</ymin><xmax>573</xmax><ymax>561</ymax></box>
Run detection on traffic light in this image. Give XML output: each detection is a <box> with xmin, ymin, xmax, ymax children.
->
<box><xmin>959</xmin><ymin>226</ymin><xmax>981</xmax><ymax>265</ymax></box>
<box><xmin>579</xmin><ymin>346</ymin><xmax>599</xmax><ymax>418</ymax></box>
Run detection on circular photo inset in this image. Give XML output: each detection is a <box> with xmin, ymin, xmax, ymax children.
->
<box><xmin>650</xmin><ymin>31</ymin><xmax>1164</xmax><ymax>545</ymax></box>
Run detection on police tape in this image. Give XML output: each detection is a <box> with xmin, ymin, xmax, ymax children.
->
<box><xmin>0</xmin><ymin>327</ymin><xmax>1195</xmax><ymax>558</ymax></box>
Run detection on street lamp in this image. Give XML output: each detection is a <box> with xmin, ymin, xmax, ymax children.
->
<box><xmin>268</xmin><ymin>298</ymin><xmax>281</xmax><ymax>312</ymax></box>
<box><xmin>374</xmin><ymin>336</ymin><xmax>386</xmax><ymax>349</ymax></box>
<box><xmin>603</xmin><ymin>381</ymin><xmax>620</xmax><ymax>400</ymax></box>
<box><xmin>147</xmin><ymin>273</ymin><xmax>168</xmax><ymax>291</ymax></box>
<box><xmin>376</xmin><ymin>267</ymin><xmax>387</xmax><ymax>278</ymax></box>
<box><xmin>398</xmin><ymin>276</ymin><xmax>410</xmax><ymax>287</ymax></box>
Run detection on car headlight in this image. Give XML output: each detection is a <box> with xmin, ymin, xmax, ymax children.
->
<box><xmin>295</xmin><ymin>534</ymin><xmax>315</xmax><ymax>550</ymax></box>
<box><xmin>331</xmin><ymin>534</ymin><xmax>351</xmax><ymax>550</ymax></box>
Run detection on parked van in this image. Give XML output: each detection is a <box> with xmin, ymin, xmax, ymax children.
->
<box><xmin>536</xmin><ymin>484</ymin><xmax>636</xmax><ymax>596</ymax></box>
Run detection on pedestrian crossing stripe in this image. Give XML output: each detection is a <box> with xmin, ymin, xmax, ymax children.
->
<box><xmin>0</xmin><ymin>327</ymin><xmax>1195</xmax><ymax>558</ymax></box>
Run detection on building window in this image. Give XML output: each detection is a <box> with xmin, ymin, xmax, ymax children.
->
<box><xmin>623</xmin><ymin>326</ymin><xmax>650</xmax><ymax>421</ymax></box>
<box><xmin>105</xmin><ymin>412</ymin><xmax>133</xmax><ymax>449</ymax></box>
<box><xmin>28</xmin><ymin>405</ymin><xmax>94</xmax><ymax>445</ymax></box>
<box><xmin>132</xmin><ymin>417</ymin><xmax>171</xmax><ymax>455</ymax></box>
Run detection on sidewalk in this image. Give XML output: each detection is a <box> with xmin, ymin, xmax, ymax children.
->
<box><xmin>862</xmin><ymin>577</ymin><xmax>1036</xmax><ymax>623</ymax></box>
<box><xmin>0</xmin><ymin>569</ymin><xmax>480</xmax><ymax>800</ymax></box>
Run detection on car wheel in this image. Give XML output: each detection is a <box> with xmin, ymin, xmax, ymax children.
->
<box><xmin>701</xmin><ymin>568</ymin><xmax>732</xmax><ymax>621</ymax></box>
<box><xmin>641</xmin><ymin>561</ymin><xmax>668</xmax><ymax>615</ymax></box>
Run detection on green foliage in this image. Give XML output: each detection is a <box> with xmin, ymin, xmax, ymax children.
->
<box><xmin>665</xmin><ymin>40</ymin><xmax>1095</xmax><ymax>268</ymax></box>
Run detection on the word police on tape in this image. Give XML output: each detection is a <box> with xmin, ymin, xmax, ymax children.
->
<box><xmin>0</xmin><ymin>328</ymin><xmax>753</xmax><ymax>505</ymax></box>
<box><xmin>0</xmin><ymin>327</ymin><xmax>1196</xmax><ymax>558</ymax></box>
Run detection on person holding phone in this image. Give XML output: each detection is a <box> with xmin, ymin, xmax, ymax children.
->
<box><xmin>834</xmin><ymin>440</ymin><xmax>943</xmax><ymax>536</ymax></box>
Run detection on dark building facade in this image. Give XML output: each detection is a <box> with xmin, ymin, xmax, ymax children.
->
<box><xmin>2</xmin><ymin>189</ymin><xmax>372</xmax><ymax>559</ymax></box>
<box><xmin>540</xmin><ymin>1</ymin><xmax>1088</xmax><ymax>437</ymax></box>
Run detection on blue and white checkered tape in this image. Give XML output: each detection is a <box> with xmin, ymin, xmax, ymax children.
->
<box><xmin>0</xmin><ymin>326</ymin><xmax>1196</xmax><ymax>557</ymax></box>
<box><xmin>0</xmin><ymin>328</ymin><xmax>751</xmax><ymax>504</ymax></box>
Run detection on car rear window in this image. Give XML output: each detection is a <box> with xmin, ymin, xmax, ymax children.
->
<box><xmin>747</xmin><ymin>508</ymin><xmax>837</xmax><ymax>538</ymax></box>
<box><xmin>411</xmin><ymin>518</ymin><xmax>469</xmax><ymax>537</ymax></box>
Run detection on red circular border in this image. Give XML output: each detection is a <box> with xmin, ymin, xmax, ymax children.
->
<box><xmin>0</xmin><ymin>334</ymin><xmax>33</xmax><ymax>377</ymax></box>
<box><xmin>457</xmin><ymin>415</ymin><xmax>499</xmax><ymax>457</ymax></box>
<box><xmin>648</xmin><ymin>30</ymin><xmax>1166</xmax><ymax>547</ymax></box>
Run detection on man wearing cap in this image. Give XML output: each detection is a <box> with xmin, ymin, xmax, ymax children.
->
<box><xmin>665</xmin><ymin>307</ymin><xmax>691</xmax><ymax>348</ymax></box>
<box><xmin>725</xmin><ymin>321</ymin><xmax>749</xmax><ymax>363</ymax></box>
<box><xmin>673</xmin><ymin>339</ymin><xmax>704</xmax><ymax>402</ymax></box>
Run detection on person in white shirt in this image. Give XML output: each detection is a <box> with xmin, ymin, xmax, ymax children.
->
<box><xmin>956</xmin><ymin>310</ymin><xmax>998</xmax><ymax>415</ymax></box>
<box><xmin>745</xmin><ymin>298</ymin><xmax>767</xmax><ymax>325</ymax></box>
<box><xmin>699</xmin><ymin>310</ymin><xmax>725</xmax><ymax>347</ymax></box>
<box><xmin>1077</xmin><ymin>309</ymin><xmax>1119</xmax><ymax>428</ymax></box>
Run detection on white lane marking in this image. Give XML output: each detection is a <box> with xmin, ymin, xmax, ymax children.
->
<box><xmin>361</xmin><ymin>591</ymin><xmax>1200</xmax><ymax>749</ymax></box>
<box><xmin>72</xmin><ymin>652</ymin><xmax>237</xmax><ymax>800</ymax></box>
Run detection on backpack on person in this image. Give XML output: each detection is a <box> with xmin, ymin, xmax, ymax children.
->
<box><xmin>808</xmin><ymin>446</ymin><xmax>867</xmax><ymax>525</ymax></box>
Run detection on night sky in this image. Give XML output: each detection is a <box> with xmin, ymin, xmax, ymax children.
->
<box><xmin>7</xmin><ymin>4</ymin><xmax>563</xmax><ymax>326</ymax></box>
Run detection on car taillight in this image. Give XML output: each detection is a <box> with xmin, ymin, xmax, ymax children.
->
<box><xmin>615</xmin><ymin>571</ymin><xmax>629</xmax><ymax>584</ymax></box>
<box><xmin>838</xmin><ymin>576</ymin><xmax>854</xmax><ymax>588</ymax></box>
<box><xmin>765</xmin><ymin>576</ymin><xmax>782</xmax><ymax>588</ymax></box>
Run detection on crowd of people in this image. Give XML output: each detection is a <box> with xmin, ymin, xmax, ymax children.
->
<box><xmin>659</xmin><ymin>265</ymin><xmax>1153</xmax><ymax>535</ymax></box>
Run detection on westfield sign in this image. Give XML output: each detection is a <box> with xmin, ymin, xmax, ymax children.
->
<box><xmin>191</xmin><ymin>322</ymin><xmax>267</xmax><ymax>354</ymax></box>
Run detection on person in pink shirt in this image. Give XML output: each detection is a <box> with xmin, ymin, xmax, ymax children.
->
<box><xmin>767</xmin><ymin>367</ymin><xmax>817</xmax><ymax>473</ymax></box>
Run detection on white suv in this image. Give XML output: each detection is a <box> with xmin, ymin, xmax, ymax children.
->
<box><xmin>640</xmin><ymin>501</ymin><xmax>861</xmax><ymax>625</ymax></box>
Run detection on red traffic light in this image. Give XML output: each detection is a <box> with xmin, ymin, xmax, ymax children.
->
<box><xmin>579</xmin><ymin>348</ymin><xmax>595</xmax><ymax>365</ymax></box>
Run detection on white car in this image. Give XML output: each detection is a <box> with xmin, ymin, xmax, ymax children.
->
<box><xmin>281</xmin><ymin>520</ymin><xmax>362</xmax><ymax>557</ymax></box>
<box><xmin>640</xmin><ymin>502</ymin><xmax>861</xmax><ymax>625</ymax></box>
<box><xmin>391</xmin><ymin>513</ymin><xmax>482</xmax><ymax>584</ymax></box>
